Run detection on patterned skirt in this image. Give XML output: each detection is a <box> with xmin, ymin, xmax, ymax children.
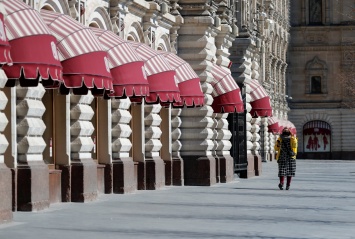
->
<box><xmin>278</xmin><ymin>151</ymin><xmax>296</xmax><ymax>177</ymax></box>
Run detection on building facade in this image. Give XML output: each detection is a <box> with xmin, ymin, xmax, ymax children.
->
<box><xmin>230</xmin><ymin>0</ymin><xmax>291</xmax><ymax>176</ymax></box>
<box><xmin>0</xmin><ymin>0</ymin><xmax>290</xmax><ymax>224</ymax></box>
<box><xmin>288</xmin><ymin>0</ymin><xmax>355</xmax><ymax>159</ymax></box>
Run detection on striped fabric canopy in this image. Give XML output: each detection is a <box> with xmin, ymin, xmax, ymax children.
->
<box><xmin>41</xmin><ymin>10</ymin><xmax>113</xmax><ymax>96</ymax></box>
<box><xmin>159</xmin><ymin>51</ymin><xmax>204</xmax><ymax>107</ymax></box>
<box><xmin>210</xmin><ymin>63</ymin><xmax>244</xmax><ymax>113</ymax></box>
<box><xmin>129</xmin><ymin>41</ymin><xmax>180</xmax><ymax>104</ymax></box>
<box><xmin>245</xmin><ymin>79</ymin><xmax>272</xmax><ymax>117</ymax></box>
<box><xmin>0</xmin><ymin>2</ymin><xmax>12</xmax><ymax>65</ymax></box>
<box><xmin>2</xmin><ymin>0</ymin><xmax>63</xmax><ymax>88</ymax></box>
<box><xmin>91</xmin><ymin>28</ymin><xmax>149</xmax><ymax>100</ymax></box>
<box><xmin>268</xmin><ymin>117</ymin><xmax>280</xmax><ymax>134</ymax></box>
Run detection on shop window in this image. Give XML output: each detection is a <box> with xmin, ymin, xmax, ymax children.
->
<box><xmin>309</xmin><ymin>0</ymin><xmax>322</xmax><ymax>25</ymax></box>
<box><xmin>303</xmin><ymin>120</ymin><xmax>331</xmax><ymax>152</ymax></box>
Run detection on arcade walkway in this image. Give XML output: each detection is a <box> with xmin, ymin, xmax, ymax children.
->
<box><xmin>1</xmin><ymin>160</ymin><xmax>354</xmax><ymax>239</ymax></box>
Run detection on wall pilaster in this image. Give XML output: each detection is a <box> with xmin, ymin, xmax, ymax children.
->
<box><xmin>16</xmin><ymin>85</ymin><xmax>49</xmax><ymax>211</ymax></box>
<box><xmin>176</xmin><ymin>12</ymin><xmax>217</xmax><ymax>185</ymax></box>
<box><xmin>0</xmin><ymin>72</ymin><xmax>12</xmax><ymax>221</ymax></box>
<box><xmin>69</xmin><ymin>94</ymin><xmax>97</xmax><ymax>202</ymax></box>
<box><xmin>144</xmin><ymin>104</ymin><xmax>165</xmax><ymax>189</ymax></box>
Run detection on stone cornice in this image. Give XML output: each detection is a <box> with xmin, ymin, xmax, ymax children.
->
<box><xmin>127</xmin><ymin>0</ymin><xmax>149</xmax><ymax>17</ymax></box>
<box><xmin>289</xmin><ymin>46</ymin><xmax>342</xmax><ymax>51</ymax></box>
<box><xmin>158</xmin><ymin>13</ymin><xmax>176</xmax><ymax>29</ymax></box>
<box><xmin>291</xmin><ymin>25</ymin><xmax>355</xmax><ymax>31</ymax></box>
<box><xmin>179</xmin><ymin>1</ymin><xmax>217</xmax><ymax>17</ymax></box>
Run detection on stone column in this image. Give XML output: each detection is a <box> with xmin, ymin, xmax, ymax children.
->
<box><xmin>215</xmin><ymin>113</ymin><xmax>234</xmax><ymax>182</ymax></box>
<box><xmin>69</xmin><ymin>94</ymin><xmax>97</xmax><ymax>202</ymax></box>
<box><xmin>210</xmin><ymin>113</ymin><xmax>219</xmax><ymax>182</ymax></box>
<box><xmin>231</xmin><ymin>38</ymin><xmax>257</xmax><ymax>177</ymax></box>
<box><xmin>161</xmin><ymin>105</ymin><xmax>172</xmax><ymax>186</ymax></box>
<box><xmin>171</xmin><ymin>108</ymin><xmax>183</xmax><ymax>185</ymax></box>
<box><xmin>0</xmin><ymin>72</ymin><xmax>12</xmax><ymax>222</ymax></box>
<box><xmin>269</xmin><ymin>131</ymin><xmax>276</xmax><ymax>161</ymax></box>
<box><xmin>16</xmin><ymin>85</ymin><xmax>49</xmax><ymax>211</ymax></box>
<box><xmin>177</xmin><ymin>13</ymin><xmax>216</xmax><ymax>186</ymax></box>
<box><xmin>271</xmin><ymin>58</ymin><xmax>279</xmax><ymax>116</ymax></box>
<box><xmin>250</xmin><ymin>59</ymin><xmax>262</xmax><ymax>175</ymax></box>
<box><xmin>109</xmin><ymin>98</ymin><xmax>136</xmax><ymax>193</ymax></box>
<box><xmin>161</xmin><ymin>106</ymin><xmax>184</xmax><ymax>186</ymax></box>
<box><xmin>260</xmin><ymin>117</ymin><xmax>269</xmax><ymax>162</ymax></box>
<box><xmin>144</xmin><ymin>104</ymin><xmax>165</xmax><ymax>190</ymax></box>
<box><xmin>245</xmin><ymin>111</ymin><xmax>254</xmax><ymax>177</ymax></box>
<box><xmin>281</xmin><ymin>63</ymin><xmax>289</xmax><ymax>117</ymax></box>
<box><xmin>214</xmin><ymin>24</ymin><xmax>237</xmax><ymax>183</ymax></box>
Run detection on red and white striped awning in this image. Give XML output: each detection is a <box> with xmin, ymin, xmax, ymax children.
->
<box><xmin>268</xmin><ymin>117</ymin><xmax>280</xmax><ymax>134</ymax></box>
<box><xmin>40</xmin><ymin>10</ymin><xmax>113</xmax><ymax>96</ymax></box>
<box><xmin>245</xmin><ymin>79</ymin><xmax>272</xmax><ymax>117</ymax></box>
<box><xmin>2</xmin><ymin>0</ymin><xmax>63</xmax><ymax>88</ymax></box>
<box><xmin>91</xmin><ymin>28</ymin><xmax>149</xmax><ymax>100</ymax></box>
<box><xmin>159</xmin><ymin>51</ymin><xmax>204</xmax><ymax>107</ymax></box>
<box><xmin>128</xmin><ymin>41</ymin><xmax>180</xmax><ymax>104</ymax></box>
<box><xmin>210</xmin><ymin>63</ymin><xmax>244</xmax><ymax>113</ymax></box>
<box><xmin>0</xmin><ymin>2</ymin><xmax>12</xmax><ymax>65</ymax></box>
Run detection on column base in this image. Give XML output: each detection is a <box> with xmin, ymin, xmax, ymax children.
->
<box><xmin>254</xmin><ymin>155</ymin><xmax>262</xmax><ymax>176</ymax></box>
<box><xmin>97</xmin><ymin>164</ymin><xmax>105</xmax><ymax>194</ymax></box>
<box><xmin>17</xmin><ymin>161</ymin><xmax>50</xmax><ymax>211</ymax></box>
<box><xmin>57</xmin><ymin>165</ymin><xmax>70</xmax><ymax>202</ymax></box>
<box><xmin>269</xmin><ymin>153</ymin><xmax>274</xmax><ymax>161</ymax></box>
<box><xmin>137</xmin><ymin>158</ymin><xmax>165</xmax><ymax>190</ymax></box>
<box><xmin>164</xmin><ymin>157</ymin><xmax>184</xmax><ymax>186</ymax></box>
<box><xmin>49</xmin><ymin>169</ymin><xmax>62</xmax><ymax>204</ymax></box>
<box><xmin>215</xmin><ymin>156</ymin><xmax>220</xmax><ymax>183</ymax></box>
<box><xmin>219</xmin><ymin>155</ymin><xmax>234</xmax><ymax>183</ymax></box>
<box><xmin>71</xmin><ymin>158</ymin><xmax>97</xmax><ymax>202</ymax></box>
<box><xmin>104</xmin><ymin>158</ymin><xmax>137</xmax><ymax>194</ymax></box>
<box><xmin>0</xmin><ymin>163</ymin><xmax>12</xmax><ymax>224</ymax></box>
<box><xmin>183</xmin><ymin>156</ymin><xmax>217</xmax><ymax>186</ymax></box>
<box><xmin>59</xmin><ymin>158</ymin><xmax>98</xmax><ymax>202</ymax></box>
<box><xmin>164</xmin><ymin>160</ymin><xmax>172</xmax><ymax>186</ymax></box>
<box><xmin>246</xmin><ymin>154</ymin><xmax>256</xmax><ymax>178</ymax></box>
<box><xmin>172</xmin><ymin>157</ymin><xmax>184</xmax><ymax>186</ymax></box>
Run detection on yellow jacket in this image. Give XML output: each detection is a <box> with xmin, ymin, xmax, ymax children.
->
<box><xmin>274</xmin><ymin>136</ymin><xmax>298</xmax><ymax>160</ymax></box>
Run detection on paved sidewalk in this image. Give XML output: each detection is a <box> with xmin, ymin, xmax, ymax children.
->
<box><xmin>1</xmin><ymin>160</ymin><xmax>355</xmax><ymax>239</ymax></box>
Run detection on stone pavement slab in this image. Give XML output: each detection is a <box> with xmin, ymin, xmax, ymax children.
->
<box><xmin>1</xmin><ymin>160</ymin><xmax>355</xmax><ymax>239</ymax></box>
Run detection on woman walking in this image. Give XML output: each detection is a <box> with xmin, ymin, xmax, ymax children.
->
<box><xmin>274</xmin><ymin>127</ymin><xmax>298</xmax><ymax>190</ymax></box>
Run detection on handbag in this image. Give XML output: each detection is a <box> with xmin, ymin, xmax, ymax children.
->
<box><xmin>288</xmin><ymin>149</ymin><xmax>296</xmax><ymax>157</ymax></box>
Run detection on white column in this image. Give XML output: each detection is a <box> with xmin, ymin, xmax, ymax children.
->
<box><xmin>0</xmin><ymin>73</ymin><xmax>8</xmax><ymax>164</ymax></box>
<box><xmin>16</xmin><ymin>85</ymin><xmax>46</xmax><ymax>163</ymax></box>
<box><xmin>144</xmin><ymin>104</ymin><xmax>162</xmax><ymax>158</ymax></box>
<box><xmin>171</xmin><ymin>108</ymin><xmax>182</xmax><ymax>159</ymax></box>
<box><xmin>70</xmin><ymin>94</ymin><xmax>95</xmax><ymax>160</ymax></box>
<box><xmin>111</xmin><ymin>98</ymin><xmax>132</xmax><ymax>159</ymax></box>
<box><xmin>215</xmin><ymin>113</ymin><xmax>232</xmax><ymax>157</ymax></box>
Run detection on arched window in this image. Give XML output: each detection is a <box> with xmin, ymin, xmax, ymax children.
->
<box><xmin>309</xmin><ymin>0</ymin><xmax>322</xmax><ymax>25</ymax></box>
<box><xmin>303</xmin><ymin>120</ymin><xmax>331</xmax><ymax>152</ymax></box>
